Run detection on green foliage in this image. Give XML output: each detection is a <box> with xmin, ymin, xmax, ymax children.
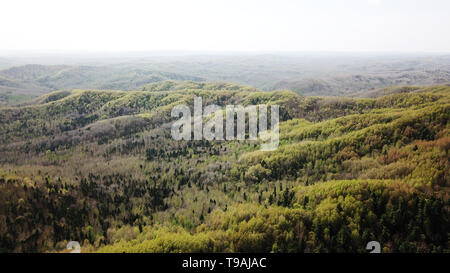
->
<box><xmin>98</xmin><ymin>179</ymin><xmax>448</xmax><ymax>253</ymax></box>
<box><xmin>0</xmin><ymin>85</ymin><xmax>448</xmax><ymax>253</ymax></box>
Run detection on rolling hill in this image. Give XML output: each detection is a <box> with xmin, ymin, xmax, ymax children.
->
<box><xmin>1</xmin><ymin>54</ymin><xmax>450</xmax><ymax>106</ymax></box>
<box><xmin>0</xmin><ymin>84</ymin><xmax>448</xmax><ymax>252</ymax></box>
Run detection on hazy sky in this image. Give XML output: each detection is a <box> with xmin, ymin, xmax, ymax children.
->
<box><xmin>1</xmin><ymin>0</ymin><xmax>449</xmax><ymax>53</ymax></box>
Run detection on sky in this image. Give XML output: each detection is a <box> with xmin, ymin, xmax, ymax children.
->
<box><xmin>1</xmin><ymin>0</ymin><xmax>449</xmax><ymax>53</ymax></box>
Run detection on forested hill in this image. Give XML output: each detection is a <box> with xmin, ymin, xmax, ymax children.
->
<box><xmin>0</xmin><ymin>85</ymin><xmax>448</xmax><ymax>252</ymax></box>
<box><xmin>0</xmin><ymin>64</ymin><xmax>204</xmax><ymax>106</ymax></box>
<box><xmin>1</xmin><ymin>53</ymin><xmax>450</xmax><ymax>105</ymax></box>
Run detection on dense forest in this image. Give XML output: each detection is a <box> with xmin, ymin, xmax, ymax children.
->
<box><xmin>0</xmin><ymin>83</ymin><xmax>448</xmax><ymax>253</ymax></box>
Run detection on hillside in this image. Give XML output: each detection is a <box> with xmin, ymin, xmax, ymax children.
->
<box><xmin>0</xmin><ymin>85</ymin><xmax>448</xmax><ymax>253</ymax></box>
<box><xmin>1</xmin><ymin>54</ymin><xmax>450</xmax><ymax>105</ymax></box>
<box><xmin>0</xmin><ymin>64</ymin><xmax>204</xmax><ymax>106</ymax></box>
